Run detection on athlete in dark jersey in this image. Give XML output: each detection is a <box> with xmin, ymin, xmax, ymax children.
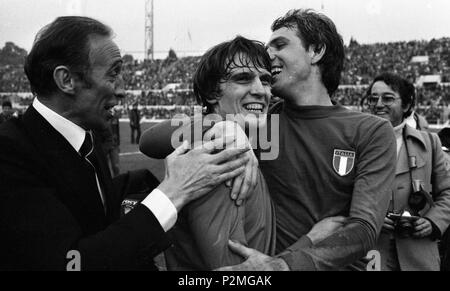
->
<box><xmin>260</xmin><ymin>101</ymin><xmax>395</xmax><ymax>270</ymax></box>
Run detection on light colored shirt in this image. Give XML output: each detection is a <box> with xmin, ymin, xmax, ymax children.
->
<box><xmin>394</xmin><ymin>121</ymin><xmax>407</xmax><ymax>156</ymax></box>
<box><xmin>405</xmin><ymin>112</ymin><xmax>417</xmax><ymax>130</ymax></box>
<box><xmin>32</xmin><ymin>98</ymin><xmax>177</xmax><ymax>232</ymax></box>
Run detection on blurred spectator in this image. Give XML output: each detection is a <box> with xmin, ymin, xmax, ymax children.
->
<box><xmin>128</xmin><ymin>102</ymin><xmax>141</xmax><ymax>144</ymax></box>
<box><xmin>0</xmin><ymin>100</ymin><xmax>17</xmax><ymax>124</ymax></box>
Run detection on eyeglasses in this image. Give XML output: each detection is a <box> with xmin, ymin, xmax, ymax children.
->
<box><xmin>367</xmin><ymin>94</ymin><xmax>400</xmax><ymax>107</ymax></box>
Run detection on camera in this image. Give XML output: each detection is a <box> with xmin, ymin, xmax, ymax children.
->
<box><xmin>387</xmin><ymin>210</ymin><xmax>416</xmax><ymax>237</ymax></box>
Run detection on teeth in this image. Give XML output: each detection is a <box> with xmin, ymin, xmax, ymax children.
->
<box><xmin>244</xmin><ymin>103</ymin><xmax>264</xmax><ymax>112</ymax></box>
<box><xmin>271</xmin><ymin>68</ymin><xmax>282</xmax><ymax>75</ymax></box>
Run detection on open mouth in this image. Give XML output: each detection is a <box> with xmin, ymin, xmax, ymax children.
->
<box><xmin>271</xmin><ymin>67</ymin><xmax>282</xmax><ymax>77</ymax></box>
<box><xmin>375</xmin><ymin>111</ymin><xmax>389</xmax><ymax>117</ymax></box>
<box><xmin>243</xmin><ymin>103</ymin><xmax>266</xmax><ymax>114</ymax></box>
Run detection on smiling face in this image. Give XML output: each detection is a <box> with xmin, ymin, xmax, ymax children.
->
<box><xmin>213</xmin><ymin>53</ymin><xmax>271</xmax><ymax>127</ymax></box>
<box><xmin>71</xmin><ymin>35</ymin><xmax>125</xmax><ymax>130</ymax></box>
<box><xmin>267</xmin><ymin>26</ymin><xmax>314</xmax><ymax>101</ymax></box>
<box><xmin>369</xmin><ymin>81</ymin><xmax>408</xmax><ymax>127</ymax></box>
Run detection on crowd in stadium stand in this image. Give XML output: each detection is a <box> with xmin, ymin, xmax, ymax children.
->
<box><xmin>122</xmin><ymin>56</ymin><xmax>199</xmax><ymax>91</ymax></box>
<box><xmin>343</xmin><ymin>38</ymin><xmax>450</xmax><ymax>85</ymax></box>
<box><xmin>0</xmin><ymin>65</ymin><xmax>30</xmax><ymax>92</ymax></box>
<box><xmin>2</xmin><ymin>37</ymin><xmax>450</xmax><ymax>123</ymax></box>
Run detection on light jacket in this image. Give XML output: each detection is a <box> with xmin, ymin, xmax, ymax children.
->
<box><xmin>376</xmin><ymin>125</ymin><xmax>450</xmax><ymax>271</ymax></box>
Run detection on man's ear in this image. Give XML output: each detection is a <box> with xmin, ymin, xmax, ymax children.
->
<box><xmin>207</xmin><ymin>91</ymin><xmax>222</xmax><ymax>106</ymax></box>
<box><xmin>309</xmin><ymin>44</ymin><xmax>326</xmax><ymax>65</ymax></box>
<box><xmin>53</xmin><ymin>66</ymin><xmax>76</xmax><ymax>94</ymax></box>
<box><xmin>206</xmin><ymin>98</ymin><xmax>218</xmax><ymax>105</ymax></box>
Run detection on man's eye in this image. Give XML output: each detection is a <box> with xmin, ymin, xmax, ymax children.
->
<box><xmin>275</xmin><ymin>42</ymin><xmax>286</xmax><ymax>49</ymax></box>
<box><xmin>261</xmin><ymin>77</ymin><xmax>272</xmax><ymax>85</ymax></box>
<box><xmin>110</xmin><ymin>67</ymin><xmax>122</xmax><ymax>76</ymax></box>
<box><xmin>382</xmin><ymin>96</ymin><xmax>395</xmax><ymax>103</ymax></box>
<box><xmin>368</xmin><ymin>97</ymin><xmax>378</xmax><ymax>104</ymax></box>
<box><xmin>234</xmin><ymin>75</ymin><xmax>251</xmax><ymax>83</ymax></box>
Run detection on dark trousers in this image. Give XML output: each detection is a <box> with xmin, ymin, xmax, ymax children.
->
<box><xmin>131</xmin><ymin>126</ymin><xmax>141</xmax><ymax>144</ymax></box>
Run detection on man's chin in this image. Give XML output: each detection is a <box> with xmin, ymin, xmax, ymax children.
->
<box><xmin>105</xmin><ymin>114</ymin><xmax>113</xmax><ymax>121</ymax></box>
<box><xmin>374</xmin><ymin>113</ymin><xmax>390</xmax><ymax>121</ymax></box>
<box><xmin>242</xmin><ymin>114</ymin><xmax>267</xmax><ymax>129</ymax></box>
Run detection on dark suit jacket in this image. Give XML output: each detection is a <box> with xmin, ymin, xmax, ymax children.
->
<box><xmin>0</xmin><ymin>106</ymin><xmax>169</xmax><ymax>270</ymax></box>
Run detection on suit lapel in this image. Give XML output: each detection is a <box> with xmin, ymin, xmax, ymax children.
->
<box><xmin>22</xmin><ymin>107</ymin><xmax>107</xmax><ymax>232</ymax></box>
<box><xmin>397</xmin><ymin>126</ymin><xmax>427</xmax><ymax>175</ymax></box>
<box><xmin>396</xmin><ymin>143</ymin><xmax>410</xmax><ymax>175</ymax></box>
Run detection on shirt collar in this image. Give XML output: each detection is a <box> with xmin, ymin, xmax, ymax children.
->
<box><xmin>393</xmin><ymin>120</ymin><xmax>407</xmax><ymax>139</ymax></box>
<box><xmin>405</xmin><ymin>111</ymin><xmax>417</xmax><ymax>129</ymax></box>
<box><xmin>32</xmin><ymin>97</ymin><xmax>86</xmax><ymax>152</ymax></box>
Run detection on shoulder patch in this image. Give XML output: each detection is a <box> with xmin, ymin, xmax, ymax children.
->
<box><xmin>333</xmin><ymin>149</ymin><xmax>355</xmax><ymax>176</ymax></box>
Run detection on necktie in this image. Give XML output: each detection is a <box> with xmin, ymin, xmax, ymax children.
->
<box><xmin>80</xmin><ymin>131</ymin><xmax>106</xmax><ymax>211</ymax></box>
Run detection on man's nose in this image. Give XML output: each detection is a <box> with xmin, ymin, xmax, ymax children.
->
<box><xmin>266</xmin><ymin>47</ymin><xmax>275</xmax><ymax>61</ymax></box>
<box><xmin>115</xmin><ymin>74</ymin><xmax>125</xmax><ymax>99</ymax></box>
<box><xmin>251</xmin><ymin>78</ymin><xmax>267</xmax><ymax>97</ymax></box>
<box><xmin>375</xmin><ymin>97</ymin><xmax>384</xmax><ymax>108</ymax></box>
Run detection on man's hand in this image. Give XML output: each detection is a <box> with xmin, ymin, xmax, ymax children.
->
<box><xmin>411</xmin><ymin>218</ymin><xmax>433</xmax><ymax>238</ymax></box>
<box><xmin>215</xmin><ymin>240</ymin><xmax>290</xmax><ymax>271</ymax></box>
<box><xmin>225</xmin><ymin>148</ymin><xmax>258</xmax><ymax>206</ymax></box>
<box><xmin>306</xmin><ymin>216</ymin><xmax>347</xmax><ymax>244</ymax></box>
<box><xmin>158</xmin><ymin>137</ymin><xmax>250</xmax><ymax>211</ymax></box>
<box><xmin>382</xmin><ymin>216</ymin><xmax>396</xmax><ymax>232</ymax></box>
<box><xmin>205</xmin><ymin>121</ymin><xmax>258</xmax><ymax>206</ymax></box>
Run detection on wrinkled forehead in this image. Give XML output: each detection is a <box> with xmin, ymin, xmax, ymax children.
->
<box><xmin>224</xmin><ymin>52</ymin><xmax>269</xmax><ymax>75</ymax></box>
<box><xmin>87</xmin><ymin>34</ymin><xmax>122</xmax><ymax>67</ymax></box>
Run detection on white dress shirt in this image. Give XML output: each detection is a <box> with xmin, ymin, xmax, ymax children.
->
<box><xmin>32</xmin><ymin>98</ymin><xmax>177</xmax><ymax>232</ymax></box>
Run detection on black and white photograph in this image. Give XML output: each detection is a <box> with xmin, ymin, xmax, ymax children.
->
<box><xmin>1</xmin><ymin>0</ymin><xmax>450</xmax><ymax>276</ymax></box>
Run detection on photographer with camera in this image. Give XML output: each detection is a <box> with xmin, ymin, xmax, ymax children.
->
<box><xmin>367</xmin><ymin>73</ymin><xmax>450</xmax><ymax>271</ymax></box>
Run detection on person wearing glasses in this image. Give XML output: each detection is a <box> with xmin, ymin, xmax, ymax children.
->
<box><xmin>367</xmin><ymin>73</ymin><xmax>450</xmax><ymax>271</ymax></box>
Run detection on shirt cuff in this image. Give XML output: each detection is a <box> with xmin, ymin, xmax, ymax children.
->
<box><xmin>141</xmin><ymin>188</ymin><xmax>178</xmax><ymax>232</ymax></box>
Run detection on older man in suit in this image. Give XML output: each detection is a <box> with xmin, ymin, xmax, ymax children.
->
<box><xmin>0</xmin><ymin>16</ymin><xmax>249</xmax><ymax>271</ymax></box>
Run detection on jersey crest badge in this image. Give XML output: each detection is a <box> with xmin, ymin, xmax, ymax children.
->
<box><xmin>333</xmin><ymin>149</ymin><xmax>355</xmax><ymax>176</ymax></box>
